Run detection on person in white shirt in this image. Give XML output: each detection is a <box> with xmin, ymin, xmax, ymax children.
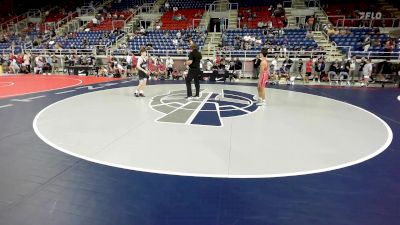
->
<box><xmin>173</xmin><ymin>7</ymin><xmax>178</xmax><ymax>14</ymax></box>
<box><xmin>165</xmin><ymin>56</ymin><xmax>174</xmax><ymax>78</ymax></box>
<box><xmin>92</xmin><ymin>17</ymin><xmax>98</xmax><ymax>26</ymax></box>
<box><xmin>34</xmin><ymin>56</ymin><xmax>45</xmax><ymax>74</ymax></box>
<box><xmin>23</xmin><ymin>53</ymin><xmax>31</xmax><ymax>73</ymax></box>
<box><xmin>172</xmin><ymin>38</ymin><xmax>178</xmax><ymax>46</ymax></box>
<box><xmin>126</xmin><ymin>54</ymin><xmax>132</xmax><ymax>75</ymax></box>
<box><xmin>270</xmin><ymin>57</ymin><xmax>279</xmax><ymax>82</ymax></box>
<box><xmin>164</xmin><ymin>1</ymin><xmax>170</xmax><ymax>11</ymax></box>
<box><xmin>267</xmin><ymin>21</ymin><xmax>273</xmax><ymax>29</ymax></box>
<box><xmin>361</xmin><ymin>59</ymin><xmax>373</xmax><ymax>87</ymax></box>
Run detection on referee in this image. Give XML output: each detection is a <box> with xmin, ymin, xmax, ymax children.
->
<box><xmin>185</xmin><ymin>43</ymin><xmax>202</xmax><ymax>99</ymax></box>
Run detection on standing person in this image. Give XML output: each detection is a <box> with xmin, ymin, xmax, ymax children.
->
<box><xmin>184</xmin><ymin>43</ymin><xmax>202</xmax><ymax>100</ymax></box>
<box><xmin>328</xmin><ymin>59</ymin><xmax>340</xmax><ymax>85</ymax></box>
<box><xmin>339</xmin><ymin>59</ymin><xmax>351</xmax><ymax>86</ymax></box>
<box><xmin>270</xmin><ymin>56</ymin><xmax>279</xmax><ymax>82</ymax></box>
<box><xmin>134</xmin><ymin>48</ymin><xmax>150</xmax><ymax>97</ymax></box>
<box><xmin>297</xmin><ymin>58</ymin><xmax>304</xmax><ymax>83</ymax></box>
<box><xmin>166</xmin><ymin>56</ymin><xmax>174</xmax><ymax>78</ymax></box>
<box><xmin>361</xmin><ymin>59</ymin><xmax>373</xmax><ymax>87</ymax></box>
<box><xmin>282</xmin><ymin>56</ymin><xmax>293</xmax><ymax>84</ymax></box>
<box><xmin>305</xmin><ymin>58</ymin><xmax>313</xmax><ymax>83</ymax></box>
<box><xmin>257</xmin><ymin>48</ymin><xmax>269</xmax><ymax>105</ymax></box>
<box><xmin>23</xmin><ymin>53</ymin><xmax>31</xmax><ymax>73</ymax></box>
<box><xmin>126</xmin><ymin>53</ymin><xmax>132</xmax><ymax>77</ymax></box>
<box><xmin>358</xmin><ymin>57</ymin><xmax>366</xmax><ymax>83</ymax></box>
<box><xmin>252</xmin><ymin>55</ymin><xmax>261</xmax><ymax>79</ymax></box>
<box><xmin>313</xmin><ymin>58</ymin><xmax>324</xmax><ymax>82</ymax></box>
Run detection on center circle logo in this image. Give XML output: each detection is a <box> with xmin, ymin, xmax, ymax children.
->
<box><xmin>150</xmin><ymin>89</ymin><xmax>259</xmax><ymax>127</ymax></box>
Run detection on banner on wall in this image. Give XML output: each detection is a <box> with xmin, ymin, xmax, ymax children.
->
<box><xmin>359</xmin><ymin>12</ymin><xmax>382</xmax><ymax>20</ymax></box>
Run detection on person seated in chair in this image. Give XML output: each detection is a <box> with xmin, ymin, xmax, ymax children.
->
<box><xmin>233</xmin><ymin>57</ymin><xmax>243</xmax><ymax>79</ymax></box>
<box><xmin>148</xmin><ymin>58</ymin><xmax>158</xmax><ymax>80</ymax></box>
<box><xmin>157</xmin><ymin>60</ymin><xmax>167</xmax><ymax>80</ymax></box>
<box><xmin>328</xmin><ymin>59</ymin><xmax>340</xmax><ymax>84</ymax></box>
<box><xmin>339</xmin><ymin>59</ymin><xmax>351</xmax><ymax>85</ymax></box>
<box><xmin>172</xmin><ymin>69</ymin><xmax>182</xmax><ymax>80</ymax></box>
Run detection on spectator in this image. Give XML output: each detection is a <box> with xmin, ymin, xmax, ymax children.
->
<box><xmin>328</xmin><ymin>59</ymin><xmax>340</xmax><ymax>84</ymax></box>
<box><xmin>165</xmin><ymin>1</ymin><xmax>170</xmax><ymax>11</ymax></box>
<box><xmin>278</xmin><ymin>45</ymin><xmax>287</xmax><ymax>58</ymax></box>
<box><xmin>363</xmin><ymin>35</ymin><xmax>371</xmax><ymax>52</ymax></box>
<box><xmin>282</xmin><ymin>56</ymin><xmax>293</xmax><ymax>78</ymax></box>
<box><xmin>314</xmin><ymin>58</ymin><xmax>325</xmax><ymax>82</ymax></box>
<box><xmin>23</xmin><ymin>53</ymin><xmax>31</xmax><ymax>73</ymax></box>
<box><xmin>233</xmin><ymin>57</ymin><xmax>243</xmax><ymax>78</ymax></box>
<box><xmin>139</xmin><ymin>26</ymin><xmax>145</xmax><ymax>34</ymax></box>
<box><xmin>384</xmin><ymin>40</ymin><xmax>394</xmax><ymax>57</ymax></box>
<box><xmin>305</xmin><ymin>30</ymin><xmax>313</xmax><ymax>40</ymax></box>
<box><xmin>349</xmin><ymin>56</ymin><xmax>357</xmax><ymax>83</ymax></box>
<box><xmin>9</xmin><ymin>57</ymin><xmax>20</xmax><ymax>74</ymax></box>
<box><xmin>361</xmin><ymin>59</ymin><xmax>373</xmax><ymax>87</ymax></box>
<box><xmin>252</xmin><ymin>55</ymin><xmax>261</xmax><ymax>79</ymax></box>
<box><xmin>195</xmin><ymin>10</ymin><xmax>202</xmax><ymax>18</ymax></box>
<box><xmin>358</xmin><ymin>57</ymin><xmax>366</xmax><ymax>81</ymax></box>
<box><xmin>268</xmin><ymin>5</ymin><xmax>274</xmax><ymax>12</ymax></box>
<box><xmin>372</xmin><ymin>38</ymin><xmax>380</xmax><ymax>47</ymax></box>
<box><xmin>297</xmin><ymin>58</ymin><xmax>306</xmax><ymax>83</ymax></box>
<box><xmin>34</xmin><ymin>55</ymin><xmax>44</xmax><ymax>74</ymax></box>
<box><xmin>339</xmin><ymin>59</ymin><xmax>351</xmax><ymax>85</ymax></box>
<box><xmin>166</xmin><ymin>56</ymin><xmax>174</xmax><ymax>78</ymax></box>
<box><xmin>172</xmin><ymin>37</ymin><xmax>178</xmax><ymax>46</ymax></box>
<box><xmin>176</xmin><ymin>47</ymin><xmax>183</xmax><ymax>54</ymax></box>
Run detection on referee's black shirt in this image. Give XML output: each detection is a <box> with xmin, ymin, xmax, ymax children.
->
<box><xmin>188</xmin><ymin>49</ymin><xmax>202</xmax><ymax>69</ymax></box>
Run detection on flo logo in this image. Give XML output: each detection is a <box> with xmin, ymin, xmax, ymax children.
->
<box><xmin>150</xmin><ymin>89</ymin><xmax>258</xmax><ymax>127</ymax></box>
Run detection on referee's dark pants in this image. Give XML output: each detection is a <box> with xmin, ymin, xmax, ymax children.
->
<box><xmin>186</xmin><ymin>68</ymin><xmax>200</xmax><ymax>97</ymax></box>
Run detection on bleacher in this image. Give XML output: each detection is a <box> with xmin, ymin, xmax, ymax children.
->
<box><xmin>87</xmin><ymin>11</ymin><xmax>133</xmax><ymax>31</ymax></box>
<box><xmin>109</xmin><ymin>0</ymin><xmax>155</xmax><ymax>10</ymax></box>
<box><xmin>128</xmin><ymin>30</ymin><xmax>205</xmax><ymax>56</ymax></box>
<box><xmin>44</xmin><ymin>8</ymin><xmax>68</xmax><ymax>23</ymax></box>
<box><xmin>233</xmin><ymin>0</ymin><xmax>281</xmax><ymax>7</ymax></box>
<box><xmin>329</xmin><ymin>28</ymin><xmax>399</xmax><ymax>54</ymax></box>
<box><xmin>49</xmin><ymin>31</ymin><xmax>120</xmax><ymax>49</ymax></box>
<box><xmin>160</xmin><ymin>9</ymin><xmax>204</xmax><ymax>30</ymax></box>
<box><xmin>239</xmin><ymin>6</ymin><xmax>285</xmax><ymax>29</ymax></box>
<box><xmin>223</xmin><ymin>28</ymin><xmax>317</xmax><ymax>57</ymax></box>
<box><xmin>321</xmin><ymin>0</ymin><xmax>393</xmax><ymax>27</ymax></box>
<box><xmin>168</xmin><ymin>0</ymin><xmax>214</xmax><ymax>9</ymax></box>
<box><xmin>0</xmin><ymin>34</ymin><xmax>25</xmax><ymax>54</ymax></box>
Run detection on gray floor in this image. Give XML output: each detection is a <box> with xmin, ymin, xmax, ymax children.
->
<box><xmin>33</xmin><ymin>84</ymin><xmax>392</xmax><ymax>178</ymax></box>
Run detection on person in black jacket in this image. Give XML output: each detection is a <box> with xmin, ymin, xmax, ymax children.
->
<box><xmin>328</xmin><ymin>59</ymin><xmax>340</xmax><ymax>84</ymax></box>
<box><xmin>185</xmin><ymin>43</ymin><xmax>202</xmax><ymax>99</ymax></box>
<box><xmin>252</xmin><ymin>55</ymin><xmax>261</xmax><ymax>79</ymax></box>
<box><xmin>233</xmin><ymin>58</ymin><xmax>243</xmax><ymax>79</ymax></box>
